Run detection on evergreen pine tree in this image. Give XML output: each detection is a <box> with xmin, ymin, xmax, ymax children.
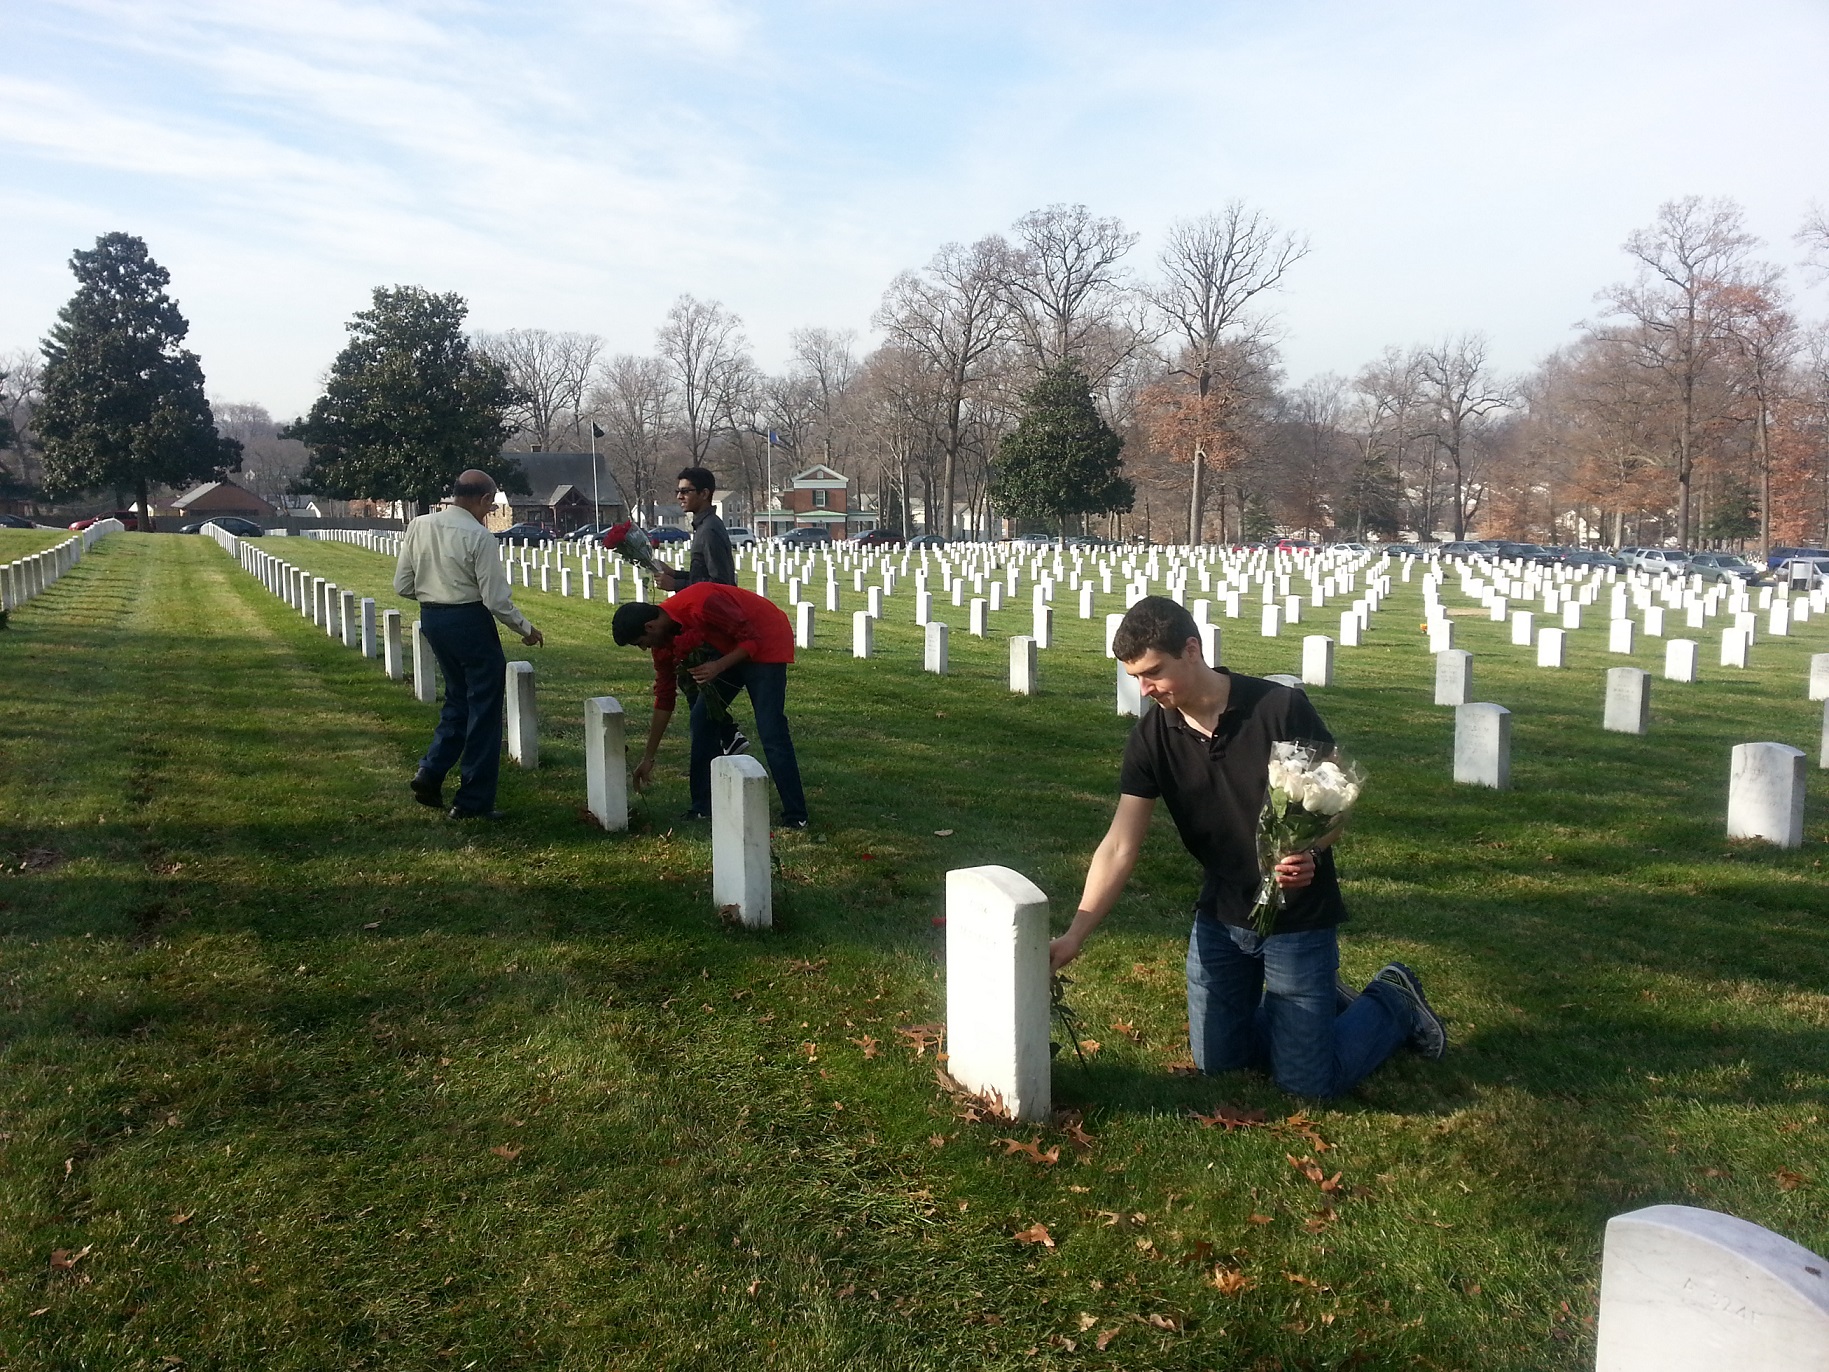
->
<box><xmin>989</xmin><ymin>361</ymin><xmax>1133</xmax><ymax>535</ymax></box>
<box><xmin>36</xmin><ymin>233</ymin><xmax>240</xmax><ymax>530</ymax></box>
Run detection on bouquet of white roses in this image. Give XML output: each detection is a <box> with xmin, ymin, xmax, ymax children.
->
<box><xmin>1250</xmin><ymin>740</ymin><xmax>1365</xmax><ymax>935</ymax></box>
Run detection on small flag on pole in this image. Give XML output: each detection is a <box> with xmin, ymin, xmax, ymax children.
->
<box><xmin>591</xmin><ymin>422</ymin><xmax>605</xmax><ymax>439</ymax></box>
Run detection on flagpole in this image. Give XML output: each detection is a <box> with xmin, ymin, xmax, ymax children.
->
<box><xmin>589</xmin><ymin>423</ymin><xmax>601</xmax><ymax>529</ymax></box>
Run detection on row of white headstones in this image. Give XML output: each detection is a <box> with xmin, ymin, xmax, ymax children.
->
<box><xmin>0</xmin><ymin>518</ymin><xmax>123</xmax><ymax>612</ymax></box>
<box><xmin>1414</xmin><ymin>557</ymin><xmax>1829</xmax><ymax>848</ymax></box>
<box><xmin>285</xmin><ymin>528</ymin><xmax>1829</xmax><ymax>851</ymax></box>
<box><xmin>227</xmin><ymin>529</ymin><xmax>1829</xmax><ymax>1367</ymax></box>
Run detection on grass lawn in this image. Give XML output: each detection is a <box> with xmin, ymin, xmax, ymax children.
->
<box><xmin>0</xmin><ymin>529</ymin><xmax>83</xmax><ymax>562</ymax></box>
<box><xmin>2</xmin><ymin>531</ymin><xmax>1826</xmax><ymax>1370</ymax></box>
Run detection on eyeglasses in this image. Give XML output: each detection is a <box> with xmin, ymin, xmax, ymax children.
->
<box><xmin>676</xmin><ymin>487</ymin><xmax>698</xmax><ymax>495</ymax></box>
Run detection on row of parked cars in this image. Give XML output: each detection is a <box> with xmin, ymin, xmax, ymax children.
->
<box><xmin>1432</xmin><ymin>539</ymin><xmax>1829</xmax><ymax>588</ymax></box>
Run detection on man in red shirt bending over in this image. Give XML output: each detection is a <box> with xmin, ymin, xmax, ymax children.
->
<box><xmin>611</xmin><ymin>582</ymin><xmax>809</xmax><ymax>828</ymax></box>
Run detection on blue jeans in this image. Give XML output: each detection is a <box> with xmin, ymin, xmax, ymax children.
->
<box><xmin>1186</xmin><ymin>916</ymin><xmax>1412</xmax><ymax>1098</ymax></box>
<box><xmin>688</xmin><ymin>661</ymin><xmax>807</xmax><ymax>824</ymax></box>
<box><xmin>418</xmin><ymin>602</ymin><xmax>506</xmax><ymax>814</ymax></box>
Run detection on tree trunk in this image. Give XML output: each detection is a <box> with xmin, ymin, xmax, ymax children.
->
<box><xmin>138</xmin><ymin>475</ymin><xmax>155</xmax><ymax>533</ymax></box>
<box><xmin>1187</xmin><ymin>446</ymin><xmax>1205</xmax><ymax>545</ymax></box>
<box><xmin>1757</xmin><ymin>408</ymin><xmax>1772</xmax><ymax>561</ymax></box>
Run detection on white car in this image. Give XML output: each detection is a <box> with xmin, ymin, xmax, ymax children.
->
<box><xmin>725</xmin><ymin>527</ymin><xmax>756</xmax><ymax>548</ymax></box>
<box><xmin>1778</xmin><ymin>557</ymin><xmax>1829</xmax><ymax>590</ymax></box>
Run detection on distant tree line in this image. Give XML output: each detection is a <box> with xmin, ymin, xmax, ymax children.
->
<box><xmin>7</xmin><ymin>196</ymin><xmax>1826</xmax><ymax>549</ymax></box>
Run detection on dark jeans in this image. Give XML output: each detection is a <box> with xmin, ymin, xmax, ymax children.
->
<box><xmin>688</xmin><ymin>661</ymin><xmax>807</xmax><ymax>823</ymax></box>
<box><xmin>1186</xmin><ymin>916</ymin><xmax>1411</xmax><ymax>1098</ymax></box>
<box><xmin>418</xmin><ymin>602</ymin><xmax>506</xmax><ymax>814</ymax></box>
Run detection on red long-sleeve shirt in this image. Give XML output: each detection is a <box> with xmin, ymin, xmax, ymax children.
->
<box><xmin>649</xmin><ymin>581</ymin><xmax>795</xmax><ymax>711</ymax></box>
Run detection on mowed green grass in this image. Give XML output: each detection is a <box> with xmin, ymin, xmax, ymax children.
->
<box><xmin>1</xmin><ymin>532</ymin><xmax>1825</xmax><ymax>1371</ymax></box>
<box><xmin>0</xmin><ymin>528</ymin><xmax>84</xmax><ymax>562</ymax></box>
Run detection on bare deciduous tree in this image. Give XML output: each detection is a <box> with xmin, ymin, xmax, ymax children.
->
<box><xmin>874</xmin><ymin>239</ymin><xmax>1013</xmax><ymax>537</ymax></box>
<box><xmin>1418</xmin><ymin>334</ymin><xmax>1512</xmax><ymax>540</ymax></box>
<box><xmin>999</xmin><ymin>204</ymin><xmax>1144</xmax><ymax>385</ymax></box>
<box><xmin>475</xmin><ymin>328</ymin><xmax>604</xmax><ymax>451</ymax></box>
<box><xmin>0</xmin><ymin>348</ymin><xmax>45</xmax><ymax>486</ymax></box>
<box><xmin>1147</xmin><ymin>204</ymin><xmax>1308</xmax><ymax>540</ymax></box>
<box><xmin>1597</xmin><ymin>196</ymin><xmax>1763</xmax><ymax>546</ymax></box>
<box><xmin>590</xmin><ymin>354</ymin><xmax>674</xmax><ymax>525</ymax></box>
<box><xmin>655</xmin><ymin>295</ymin><xmax>751</xmax><ymax>466</ymax></box>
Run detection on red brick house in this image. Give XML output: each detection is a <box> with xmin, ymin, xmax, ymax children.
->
<box><xmin>754</xmin><ymin>464</ymin><xmax>875</xmax><ymax>539</ymax></box>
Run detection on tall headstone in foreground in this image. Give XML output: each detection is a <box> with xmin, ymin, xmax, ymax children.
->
<box><xmin>1665</xmin><ymin>638</ymin><xmax>1699</xmax><ymax>683</ymax></box>
<box><xmin>1435</xmin><ymin>649</ymin><xmax>1473</xmax><ymax>706</ymax></box>
<box><xmin>1536</xmin><ymin>627</ymin><xmax>1566</xmax><ymax>668</ymax></box>
<box><xmin>924</xmin><ymin>620</ymin><xmax>949</xmax><ymax>674</ymax></box>
<box><xmin>382</xmin><ymin>609</ymin><xmax>404</xmax><ymax>681</ymax></box>
<box><xmin>1009</xmin><ymin>635</ymin><xmax>1038</xmax><ymax>695</ymax></box>
<box><xmin>360</xmin><ymin>597</ymin><xmax>378</xmax><ymax>659</ymax></box>
<box><xmin>1594</xmin><ymin>1204</ymin><xmax>1829</xmax><ymax>1372</ymax></box>
<box><xmin>1604</xmin><ymin>667</ymin><xmax>1651</xmax><ymax>736</ymax></box>
<box><xmin>1105</xmin><ymin>613</ymin><xmax>1125</xmax><ymax>658</ymax></box>
<box><xmin>1727</xmin><ymin>742</ymin><xmax>1805</xmax><ymax>848</ymax></box>
<box><xmin>1721</xmin><ymin>628</ymin><xmax>1750</xmax><ymax>669</ymax></box>
<box><xmin>505</xmin><ymin>660</ymin><xmax>538</xmax><ymax>767</ymax></box>
<box><xmin>340</xmin><ymin>590</ymin><xmax>359</xmax><ymax>649</ymax></box>
<box><xmin>584</xmin><ymin>696</ymin><xmax>629</xmax><ymax>832</ymax></box>
<box><xmin>1610</xmin><ymin>618</ymin><xmax>1636</xmax><ymax>654</ymax></box>
<box><xmin>712</xmin><ymin>754</ymin><xmax>771</xmax><ymax>929</ymax></box>
<box><xmin>852</xmin><ymin>610</ymin><xmax>873</xmax><ymax>659</ymax></box>
<box><xmin>411</xmin><ymin>621</ymin><xmax>438</xmax><ymax>703</ymax></box>
<box><xmin>1454</xmin><ymin>703</ymin><xmax>1511</xmax><ymax>789</ymax></box>
<box><xmin>945</xmin><ymin>865</ymin><xmax>1051</xmax><ymax>1123</ymax></box>
<box><xmin>1200</xmin><ymin>622</ymin><xmax>1222</xmax><ymax>669</ymax></box>
<box><xmin>1301</xmin><ymin>635</ymin><xmax>1334</xmax><ymax>687</ymax></box>
<box><xmin>795</xmin><ymin>601</ymin><xmax>815</xmax><ymax>650</ymax></box>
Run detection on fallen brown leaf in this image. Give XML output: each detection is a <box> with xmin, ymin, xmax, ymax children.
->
<box><xmin>787</xmin><ymin>958</ymin><xmax>828</xmax><ymax>974</ymax></box>
<box><xmin>897</xmin><ymin>1024</ymin><xmax>945</xmax><ymax>1056</ymax></box>
<box><xmin>1078</xmin><ymin>1038</ymin><xmax>1101</xmax><ymax>1056</ymax></box>
<box><xmin>933</xmin><ymin>829</ymin><xmax>954</xmax><ymax>837</ymax></box>
<box><xmin>928</xmin><ymin>1134</ymin><xmax>946</xmax><ymax>1148</ymax></box>
<box><xmin>850</xmin><ymin>1035</ymin><xmax>879</xmax><ymax>1058</ymax></box>
<box><xmin>1078</xmin><ymin>1312</ymin><xmax>1098</xmax><ymax>1330</ymax></box>
<box><xmin>1095</xmin><ymin>1326</ymin><xmax>1120</xmax><ymax>1351</ymax></box>
<box><xmin>169</xmin><ymin>1211</ymin><xmax>193</xmax><ymax>1226</ymax></box>
<box><xmin>1013</xmin><ymin>1222</ymin><xmax>1055</xmax><ymax>1248</ymax></box>
<box><xmin>994</xmin><ymin>1137</ymin><xmax>1061</xmax><ymax>1166</ymax></box>
<box><xmin>1112</xmin><ymin>1018</ymin><xmax>1144</xmax><ymax>1042</ymax></box>
<box><xmin>1144</xmin><ymin>1312</ymin><xmax>1180</xmax><ymax>1331</ymax></box>
<box><xmin>1777</xmin><ymin>1168</ymin><xmax>1809</xmax><ymax>1191</ymax></box>
<box><xmin>745</xmin><ymin>1278</ymin><xmax>764</xmax><ymax>1296</ymax></box>
<box><xmin>49</xmin><ymin>1245</ymin><xmax>91</xmax><ymax>1270</ymax></box>
<box><xmin>1246</xmin><ymin>1212</ymin><xmax>1274</xmax><ymax>1225</ymax></box>
<box><xmin>490</xmin><ymin>1144</ymin><xmax>522</xmax><ymax>1160</ymax></box>
<box><xmin>1211</xmin><ymin>1265</ymin><xmax>1255</xmax><ymax>1294</ymax></box>
<box><xmin>1193</xmin><ymin>1104</ymin><xmax>1268</xmax><ymax>1131</ymax></box>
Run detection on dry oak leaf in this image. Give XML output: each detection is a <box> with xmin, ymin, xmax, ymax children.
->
<box><xmin>1095</xmin><ymin>1327</ymin><xmax>1121</xmax><ymax>1351</ymax></box>
<box><xmin>1777</xmin><ymin>1169</ymin><xmax>1809</xmax><ymax>1191</ymax></box>
<box><xmin>1078</xmin><ymin>1039</ymin><xmax>1101</xmax><ymax>1056</ymax></box>
<box><xmin>745</xmin><ymin>1278</ymin><xmax>764</xmax><ymax>1297</ymax></box>
<box><xmin>787</xmin><ymin>958</ymin><xmax>828</xmax><ymax>974</ymax></box>
<box><xmin>850</xmin><ymin>1035</ymin><xmax>879</xmax><ymax>1059</ymax></box>
<box><xmin>1013</xmin><ymin>1222</ymin><xmax>1055</xmax><ymax>1248</ymax></box>
<box><xmin>1211</xmin><ymin>1266</ymin><xmax>1255</xmax><ymax>1295</ymax></box>
<box><xmin>995</xmin><ymin>1137</ymin><xmax>1061</xmax><ymax>1166</ymax></box>
<box><xmin>1246</xmin><ymin>1213</ymin><xmax>1275</xmax><ymax>1225</ymax></box>
<box><xmin>169</xmin><ymin>1211</ymin><xmax>193</xmax><ymax>1226</ymax></box>
<box><xmin>897</xmin><ymin>1024</ymin><xmax>945</xmax><ymax>1056</ymax></box>
<box><xmin>1112</xmin><ymin>1018</ymin><xmax>1144</xmax><ymax>1042</ymax></box>
<box><xmin>490</xmin><ymin>1144</ymin><xmax>523</xmax><ymax>1161</ymax></box>
<box><xmin>1193</xmin><ymin>1104</ymin><xmax>1268</xmax><ymax>1131</ymax></box>
<box><xmin>1287</xmin><ymin>1153</ymin><xmax>1327</xmax><ymax>1185</ymax></box>
<box><xmin>1078</xmin><ymin>1312</ymin><xmax>1098</xmax><ymax>1331</ymax></box>
<box><xmin>1143</xmin><ymin>1313</ymin><xmax>1181</xmax><ymax>1331</ymax></box>
<box><xmin>50</xmin><ymin>1246</ymin><xmax>92</xmax><ymax>1271</ymax></box>
<box><xmin>929</xmin><ymin>1134</ymin><xmax>946</xmax><ymax>1148</ymax></box>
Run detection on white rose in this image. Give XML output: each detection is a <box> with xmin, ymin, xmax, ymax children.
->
<box><xmin>1307</xmin><ymin>780</ymin><xmax>1349</xmax><ymax>816</ymax></box>
<box><xmin>1280</xmin><ymin>767</ymin><xmax>1309</xmax><ymax>804</ymax></box>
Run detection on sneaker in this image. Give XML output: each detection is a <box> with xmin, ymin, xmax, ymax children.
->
<box><xmin>1334</xmin><ymin>976</ymin><xmax>1360</xmax><ymax>1013</ymax></box>
<box><xmin>409</xmin><ymin>770</ymin><xmax>443</xmax><ymax>808</ymax></box>
<box><xmin>779</xmin><ymin>818</ymin><xmax>809</xmax><ymax>831</ymax></box>
<box><xmin>679</xmin><ymin>808</ymin><xmax>712</xmax><ymax>821</ymax></box>
<box><xmin>1373</xmin><ymin>962</ymin><xmax>1446</xmax><ymax>1060</ymax></box>
<box><xmin>446</xmin><ymin>806</ymin><xmax>505</xmax><ymax>822</ymax></box>
<box><xmin>721</xmin><ymin>731</ymin><xmax>750</xmax><ymax>757</ymax></box>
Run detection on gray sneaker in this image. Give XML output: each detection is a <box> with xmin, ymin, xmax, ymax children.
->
<box><xmin>1373</xmin><ymin>962</ymin><xmax>1446</xmax><ymax>1060</ymax></box>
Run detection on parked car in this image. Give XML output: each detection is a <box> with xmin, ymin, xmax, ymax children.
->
<box><xmin>1776</xmin><ymin>556</ymin><xmax>1829</xmax><ymax>590</ymax></box>
<box><xmin>774</xmin><ymin>527</ymin><xmax>832</xmax><ymax>546</ymax></box>
<box><xmin>1685</xmin><ymin>552</ymin><xmax>1765</xmax><ymax>584</ymax></box>
<box><xmin>1275</xmin><ymin>538</ymin><xmax>1314</xmax><ymax>551</ymax></box>
<box><xmin>1560</xmin><ymin>548</ymin><xmax>1624</xmax><ymax>570</ymax></box>
<box><xmin>725</xmin><ymin>527</ymin><xmax>756</xmax><ymax>548</ymax></box>
<box><xmin>1005</xmin><ymin>533</ymin><xmax>1053</xmax><ymax>547</ymax></box>
<box><xmin>565</xmin><ymin>523</ymin><xmax>614</xmax><ymax>541</ymax></box>
<box><xmin>853</xmin><ymin>528</ymin><xmax>901</xmax><ymax>547</ymax></box>
<box><xmin>1438</xmin><ymin>541</ymin><xmax>1481</xmax><ymax>558</ymax></box>
<box><xmin>69</xmin><ymin>510</ymin><xmax>141</xmax><ymax>531</ymax></box>
<box><xmin>1380</xmin><ymin>543</ymin><xmax>1423</xmax><ymax>556</ymax></box>
<box><xmin>1634</xmin><ymin>548</ymin><xmax>1690</xmax><ymax>575</ymax></box>
<box><xmin>1767</xmin><ymin>545</ymin><xmax>1829</xmax><ymax>571</ymax></box>
<box><xmin>645</xmin><ymin>526</ymin><xmax>691</xmax><ymax>544</ymax></box>
<box><xmin>908</xmin><ymin>534</ymin><xmax>948</xmax><ymax>550</ymax></box>
<box><xmin>0</xmin><ymin>514</ymin><xmax>39</xmax><ymax>529</ymax></box>
<box><xmin>495</xmin><ymin>523</ymin><xmax>554</xmax><ymax>544</ymax></box>
<box><xmin>181</xmin><ymin>516</ymin><xmax>265</xmax><ymax>537</ymax></box>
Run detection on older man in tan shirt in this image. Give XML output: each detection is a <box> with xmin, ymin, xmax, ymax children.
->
<box><xmin>394</xmin><ymin>469</ymin><xmax>542</xmax><ymax>819</ymax></box>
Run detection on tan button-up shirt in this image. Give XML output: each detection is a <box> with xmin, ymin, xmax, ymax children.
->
<box><xmin>393</xmin><ymin>504</ymin><xmax>534</xmax><ymax>637</ymax></box>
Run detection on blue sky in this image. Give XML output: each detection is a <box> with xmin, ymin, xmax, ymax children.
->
<box><xmin>3</xmin><ymin>0</ymin><xmax>1826</xmax><ymax>416</ymax></box>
